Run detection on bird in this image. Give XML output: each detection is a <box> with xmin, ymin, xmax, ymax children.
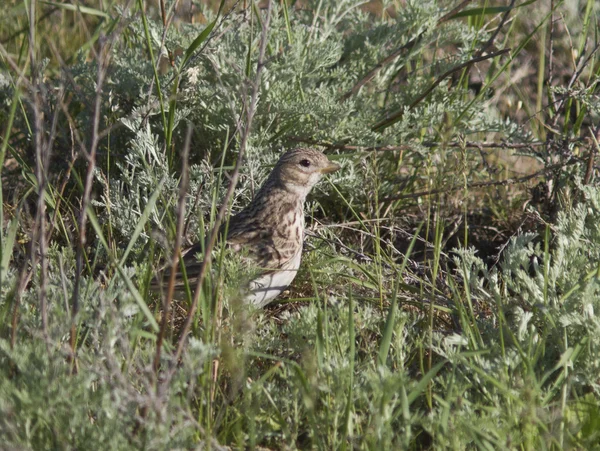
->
<box><xmin>153</xmin><ymin>148</ymin><xmax>341</xmax><ymax>307</ymax></box>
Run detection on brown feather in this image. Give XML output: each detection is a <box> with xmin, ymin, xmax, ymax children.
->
<box><xmin>150</xmin><ymin>148</ymin><xmax>340</xmax><ymax>305</ymax></box>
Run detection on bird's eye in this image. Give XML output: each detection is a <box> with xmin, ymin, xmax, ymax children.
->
<box><xmin>299</xmin><ymin>159</ymin><xmax>311</xmax><ymax>167</ymax></box>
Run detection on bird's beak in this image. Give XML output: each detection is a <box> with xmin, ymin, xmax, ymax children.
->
<box><xmin>320</xmin><ymin>162</ymin><xmax>341</xmax><ymax>174</ymax></box>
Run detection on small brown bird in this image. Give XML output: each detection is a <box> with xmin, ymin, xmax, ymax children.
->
<box><xmin>154</xmin><ymin>148</ymin><xmax>341</xmax><ymax>307</ymax></box>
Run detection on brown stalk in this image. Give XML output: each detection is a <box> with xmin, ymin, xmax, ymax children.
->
<box><xmin>3</xmin><ymin>4</ymin><xmax>65</xmax><ymax>349</ymax></box>
<box><xmin>381</xmin><ymin>158</ymin><xmax>581</xmax><ymax>203</ymax></box>
<box><xmin>43</xmin><ymin>75</ymin><xmax>79</xmax><ymax>247</ymax></box>
<box><xmin>153</xmin><ymin>124</ymin><xmax>193</xmax><ymax>375</ymax></box>
<box><xmin>288</xmin><ymin>136</ymin><xmax>548</xmax><ymax>153</ymax></box>
<box><xmin>68</xmin><ymin>0</ymin><xmax>135</xmax><ymax>372</ymax></box>
<box><xmin>169</xmin><ymin>0</ymin><xmax>273</xmax><ymax>373</ymax></box>
<box><xmin>159</xmin><ymin>0</ymin><xmax>168</xmax><ymax>27</ymax></box>
<box><xmin>36</xmin><ymin>82</ymin><xmax>65</xmax><ymax>338</ymax></box>
<box><xmin>69</xmin><ymin>40</ymin><xmax>112</xmax><ymax>372</ymax></box>
<box><xmin>28</xmin><ymin>0</ymin><xmax>50</xmax><ymax>341</ymax></box>
<box><xmin>25</xmin><ymin>2</ymin><xmax>65</xmax><ymax>346</ymax></box>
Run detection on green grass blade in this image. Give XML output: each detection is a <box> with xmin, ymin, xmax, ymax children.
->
<box><xmin>138</xmin><ymin>0</ymin><xmax>167</xmax><ymax>134</ymax></box>
<box><xmin>449</xmin><ymin>0</ymin><xmax>535</xmax><ymax>19</ymax></box>
<box><xmin>341</xmin><ymin>290</ymin><xmax>355</xmax><ymax>449</ymax></box>
<box><xmin>378</xmin><ymin>222</ymin><xmax>422</xmax><ymax>367</ymax></box>
<box><xmin>406</xmin><ymin>360</ymin><xmax>445</xmax><ymax>405</ymax></box>
<box><xmin>39</xmin><ymin>0</ymin><xmax>109</xmax><ymax>18</ymax></box>
<box><xmin>86</xmin><ymin>206</ymin><xmax>159</xmax><ymax>332</ymax></box>
<box><xmin>179</xmin><ymin>1</ymin><xmax>224</xmax><ymax>71</ymax></box>
<box><xmin>281</xmin><ymin>0</ymin><xmax>293</xmax><ymax>45</ymax></box>
<box><xmin>119</xmin><ymin>178</ymin><xmax>165</xmax><ymax>266</ymax></box>
<box><xmin>0</xmin><ymin>216</ymin><xmax>18</xmax><ymax>283</ymax></box>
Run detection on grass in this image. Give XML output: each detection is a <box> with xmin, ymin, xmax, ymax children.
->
<box><xmin>1</xmin><ymin>0</ymin><xmax>600</xmax><ymax>449</ymax></box>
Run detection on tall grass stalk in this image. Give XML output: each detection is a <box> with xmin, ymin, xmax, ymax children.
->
<box><xmin>2</xmin><ymin>0</ymin><xmax>600</xmax><ymax>448</ymax></box>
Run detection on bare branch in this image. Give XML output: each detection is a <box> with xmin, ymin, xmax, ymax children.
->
<box><xmin>68</xmin><ymin>0</ymin><xmax>136</xmax><ymax>368</ymax></box>
<box><xmin>171</xmin><ymin>0</ymin><xmax>273</xmax><ymax>368</ymax></box>
<box><xmin>372</xmin><ymin>48</ymin><xmax>510</xmax><ymax>132</ymax></box>
<box><xmin>473</xmin><ymin>0</ymin><xmax>517</xmax><ymax>59</ymax></box>
<box><xmin>154</xmin><ymin>124</ymin><xmax>193</xmax><ymax>375</ymax></box>
<box><xmin>288</xmin><ymin>136</ymin><xmax>548</xmax><ymax>152</ymax></box>
<box><xmin>381</xmin><ymin>158</ymin><xmax>581</xmax><ymax>203</ymax></box>
<box><xmin>69</xmin><ymin>39</ymin><xmax>109</xmax><ymax>371</ymax></box>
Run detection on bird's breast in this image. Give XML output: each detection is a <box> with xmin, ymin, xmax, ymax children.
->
<box><xmin>275</xmin><ymin>207</ymin><xmax>304</xmax><ymax>241</ymax></box>
<box><xmin>245</xmin><ymin>245</ymin><xmax>303</xmax><ymax>308</ymax></box>
<box><xmin>238</xmin><ymin>199</ymin><xmax>306</xmax><ymax>307</ymax></box>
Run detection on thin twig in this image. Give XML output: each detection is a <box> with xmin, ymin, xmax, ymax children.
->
<box><xmin>0</xmin><ymin>47</ymin><xmax>33</xmax><ymax>348</ymax></box>
<box><xmin>372</xmin><ymin>48</ymin><xmax>511</xmax><ymax>131</ymax></box>
<box><xmin>1</xmin><ymin>6</ymin><xmax>60</xmax><ymax>45</ymax></box>
<box><xmin>154</xmin><ymin>124</ymin><xmax>192</xmax><ymax>375</ymax></box>
<box><xmin>547</xmin><ymin>0</ymin><xmax>556</xmax><ymax>112</ymax></box>
<box><xmin>551</xmin><ymin>39</ymin><xmax>600</xmax><ymax>129</ymax></box>
<box><xmin>473</xmin><ymin>0</ymin><xmax>516</xmax><ymax>59</ymax></box>
<box><xmin>35</xmin><ymin>81</ymin><xmax>65</xmax><ymax>339</ymax></box>
<box><xmin>68</xmin><ymin>0</ymin><xmax>135</xmax><ymax>371</ymax></box>
<box><xmin>339</xmin><ymin>39</ymin><xmax>417</xmax><ymax>102</ymax></box>
<box><xmin>170</xmin><ymin>0</ymin><xmax>273</xmax><ymax>370</ymax></box>
<box><xmin>27</xmin><ymin>0</ymin><xmax>51</xmax><ymax>344</ymax></box>
<box><xmin>585</xmin><ymin>125</ymin><xmax>600</xmax><ymax>185</ymax></box>
<box><xmin>288</xmin><ymin>136</ymin><xmax>547</xmax><ymax>152</ymax></box>
<box><xmin>69</xmin><ymin>38</ymin><xmax>111</xmax><ymax>371</ymax></box>
<box><xmin>381</xmin><ymin>158</ymin><xmax>581</xmax><ymax>203</ymax></box>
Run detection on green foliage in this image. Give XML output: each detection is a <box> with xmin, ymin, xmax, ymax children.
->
<box><xmin>2</xmin><ymin>0</ymin><xmax>600</xmax><ymax>449</ymax></box>
<box><xmin>455</xmin><ymin>183</ymin><xmax>600</xmax><ymax>395</ymax></box>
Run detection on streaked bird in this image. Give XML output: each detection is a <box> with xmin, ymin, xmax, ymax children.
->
<box><xmin>153</xmin><ymin>148</ymin><xmax>341</xmax><ymax>307</ymax></box>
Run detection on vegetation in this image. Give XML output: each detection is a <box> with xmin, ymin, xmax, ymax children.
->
<box><xmin>1</xmin><ymin>0</ymin><xmax>600</xmax><ymax>448</ymax></box>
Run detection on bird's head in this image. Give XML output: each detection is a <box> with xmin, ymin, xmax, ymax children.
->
<box><xmin>272</xmin><ymin>148</ymin><xmax>341</xmax><ymax>197</ymax></box>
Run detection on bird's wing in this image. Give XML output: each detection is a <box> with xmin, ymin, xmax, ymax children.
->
<box><xmin>228</xmin><ymin>221</ymin><xmax>301</xmax><ymax>270</ymax></box>
<box><xmin>149</xmin><ymin>242</ymin><xmax>205</xmax><ymax>292</ymax></box>
<box><xmin>151</xmin><ymin>213</ymin><xmax>299</xmax><ymax>292</ymax></box>
<box><xmin>150</xmin><ymin>220</ymin><xmax>263</xmax><ymax>292</ymax></box>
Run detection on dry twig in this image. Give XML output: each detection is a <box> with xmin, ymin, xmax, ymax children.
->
<box><xmin>381</xmin><ymin>158</ymin><xmax>580</xmax><ymax>203</ymax></box>
<box><xmin>169</xmin><ymin>0</ymin><xmax>273</xmax><ymax>374</ymax></box>
<box><xmin>69</xmin><ymin>1</ymin><xmax>135</xmax><ymax>369</ymax></box>
<box><xmin>153</xmin><ymin>125</ymin><xmax>193</xmax><ymax>375</ymax></box>
<box><xmin>372</xmin><ymin>48</ymin><xmax>510</xmax><ymax>131</ymax></box>
<box><xmin>288</xmin><ymin>136</ymin><xmax>547</xmax><ymax>152</ymax></box>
